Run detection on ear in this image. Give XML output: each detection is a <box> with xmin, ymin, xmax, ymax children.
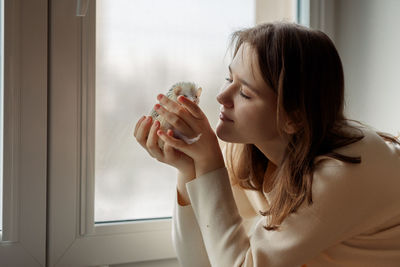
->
<box><xmin>196</xmin><ymin>87</ymin><xmax>202</xmax><ymax>98</ymax></box>
<box><xmin>174</xmin><ymin>86</ymin><xmax>182</xmax><ymax>95</ymax></box>
<box><xmin>283</xmin><ymin>120</ymin><xmax>298</xmax><ymax>135</ymax></box>
<box><xmin>281</xmin><ymin>110</ymin><xmax>302</xmax><ymax>135</ymax></box>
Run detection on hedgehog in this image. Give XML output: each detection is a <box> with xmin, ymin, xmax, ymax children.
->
<box><xmin>150</xmin><ymin>82</ymin><xmax>202</xmax><ymax>150</ymax></box>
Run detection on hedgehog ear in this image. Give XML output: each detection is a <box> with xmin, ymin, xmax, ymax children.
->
<box><xmin>196</xmin><ymin>87</ymin><xmax>202</xmax><ymax>98</ymax></box>
<box><xmin>174</xmin><ymin>86</ymin><xmax>182</xmax><ymax>95</ymax></box>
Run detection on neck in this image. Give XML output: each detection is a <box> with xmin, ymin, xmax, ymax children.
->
<box><xmin>255</xmin><ymin>137</ymin><xmax>287</xmax><ymax>166</ymax></box>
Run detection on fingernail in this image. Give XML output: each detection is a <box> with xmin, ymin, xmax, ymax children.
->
<box><xmin>157</xmin><ymin>130</ymin><xmax>163</xmax><ymax>135</ymax></box>
<box><xmin>157</xmin><ymin>94</ymin><xmax>163</xmax><ymax>101</ymax></box>
<box><xmin>154</xmin><ymin>104</ymin><xmax>161</xmax><ymax>109</ymax></box>
<box><xmin>146</xmin><ymin>116</ymin><xmax>152</xmax><ymax>122</ymax></box>
<box><xmin>154</xmin><ymin>120</ymin><xmax>159</xmax><ymax>127</ymax></box>
<box><xmin>178</xmin><ymin>95</ymin><xmax>185</xmax><ymax>102</ymax></box>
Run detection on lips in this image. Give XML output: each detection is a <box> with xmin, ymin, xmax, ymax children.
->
<box><xmin>219</xmin><ymin>111</ymin><xmax>234</xmax><ymax>122</ymax></box>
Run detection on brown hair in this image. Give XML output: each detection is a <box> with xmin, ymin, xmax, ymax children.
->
<box><xmin>225</xmin><ymin>22</ymin><xmax>400</xmax><ymax>231</ymax></box>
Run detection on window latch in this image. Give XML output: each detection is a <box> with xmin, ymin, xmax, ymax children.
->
<box><xmin>76</xmin><ymin>0</ymin><xmax>90</xmax><ymax>17</ymax></box>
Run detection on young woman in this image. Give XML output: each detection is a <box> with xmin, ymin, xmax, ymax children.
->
<box><xmin>134</xmin><ymin>22</ymin><xmax>400</xmax><ymax>266</ymax></box>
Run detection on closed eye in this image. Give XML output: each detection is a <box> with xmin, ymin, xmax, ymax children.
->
<box><xmin>225</xmin><ymin>77</ymin><xmax>251</xmax><ymax>100</ymax></box>
<box><xmin>239</xmin><ymin>89</ymin><xmax>250</xmax><ymax>99</ymax></box>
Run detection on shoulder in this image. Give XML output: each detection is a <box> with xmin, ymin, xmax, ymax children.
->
<box><xmin>310</xmin><ymin>121</ymin><xmax>400</xmax><ymax>218</ymax></box>
<box><xmin>313</xmin><ymin>121</ymin><xmax>398</xmax><ymax>170</ymax></box>
<box><xmin>311</xmin><ymin>120</ymin><xmax>400</xmax><ymax>191</ymax></box>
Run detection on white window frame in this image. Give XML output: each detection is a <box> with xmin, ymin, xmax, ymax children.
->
<box><xmin>47</xmin><ymin>0</ymin><xmax>300</xmax><ymax>266</ymax></box>
<box><xmin>48</xmin><ymin>1</ymin><xmax>174</xmax><ymax>266</ymax></box>
<box><xmin>0</xmin><ymin>0</ymin><xmax>47</xmax><ymax>266</ymax></box>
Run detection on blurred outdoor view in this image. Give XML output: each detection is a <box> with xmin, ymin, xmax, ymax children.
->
<box><xmin>95</xmin><ymin>0</ymin><xmax>255</xmax><ymax>222</ymax></box>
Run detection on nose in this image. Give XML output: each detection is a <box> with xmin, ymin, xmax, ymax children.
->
<box><xmin>216</xmin><ymin>84</ymin><xmax>234</xmax><ymax>108</ymax></box>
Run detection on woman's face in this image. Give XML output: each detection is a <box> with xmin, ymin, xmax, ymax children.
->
<box><xmin>216</xmin><ymin>43</ymin><xmax>281</xmax><ymax>147</ymax></box>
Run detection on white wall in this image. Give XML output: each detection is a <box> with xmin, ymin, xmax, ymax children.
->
<box><xmin>255</xmin><ymin>0</ymin><xmax>297</xmax><ymax>24</ymax></box>
<box><xmin>334</xmin><ymin>0</ymin><xmax>400</xmax><ymax>135</ymax></box>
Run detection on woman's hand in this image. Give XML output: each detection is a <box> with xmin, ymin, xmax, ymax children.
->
<box><xmin>155</xmin><ymin>94</ymin><xmax>225</xmax><ymax>177</ymax></box>
<box><xmin>133</xmin><ymin>114</ymin><xmax>195</xmax><ymax>176</ymax></box>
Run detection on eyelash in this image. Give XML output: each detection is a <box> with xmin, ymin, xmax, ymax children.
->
<box><xmin>225</xmin><ymin>77</ymin><xmax>251</xmax><ymax>99</ymax></box>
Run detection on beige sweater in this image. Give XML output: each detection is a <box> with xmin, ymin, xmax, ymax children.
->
<box><xmin>172</xmin><ymin>123</ymin><xmax>400</xmax><ymax>267</ymax></box>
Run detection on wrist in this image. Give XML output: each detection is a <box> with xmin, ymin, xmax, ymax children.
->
<box><xmin>177</xmin><ymin>166</ymin><xmax>196</xmax><ymax>185</ymax></box>
<box><xmin>177</xmin><ymin>165</ymin><xmax>195</xmax><ymax>179</ymax></box>
<box><xmin>177</xmin><ymin>171</ymin><xmax>194</xmax><ymax>206</ymax></box>
<box><xmin>194</xmin><ymin>154</ymin><xmax>225</xmax><ymax>177</ymax></box>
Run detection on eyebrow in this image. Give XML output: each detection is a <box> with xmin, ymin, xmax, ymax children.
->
<box><xmin>228</xmin><ymin>65</ymin><xmax>261</xmax><ymax>96</ymax></box>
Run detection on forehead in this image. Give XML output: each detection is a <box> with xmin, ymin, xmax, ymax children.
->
<box><xmin>231</xmin><ymin>43</ymin><xmax>269</xmax><ymax>92</ymax></box>
<box><xmin>232</xmin><ymin>44</ymin><xmax>254</xmax><ymax>73</ymax></box>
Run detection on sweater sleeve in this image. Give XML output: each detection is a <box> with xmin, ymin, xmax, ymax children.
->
<box><xmin>184</xmin><ymin>160</ymin><xmax>400</xmax><ymax>267</ymax></box>
<box><xmin>171</xmin><ymin>188</ymin><xmax>211</xmax><ymax>267</ymax></box>
<box><xmin>172</xmin><ymin>178</ymin><xmax>263</xmax><ymax>266</ymax></box>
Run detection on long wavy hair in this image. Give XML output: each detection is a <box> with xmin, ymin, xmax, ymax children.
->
<box><xmin>225</xmin><ymin>22</ymin><xmax>400</xmax><ymax>231</ymax></box>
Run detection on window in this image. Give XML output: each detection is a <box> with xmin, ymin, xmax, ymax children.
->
<box><xmin>48</xmin><ymin>0</ymin><xmax>296</xmax><ymax>266</ymax></box>
<box><xmin>95</xmin><ymin>0</ymin><xmax>255</xmax><ymax>223</ymax></box>
<box><xmin>48</xmin><ymin>1</ymin><xmax>296</xmax><ymax>266</ymax></box>
<box><xmin>297</xmin><ymin>0</ymin><xmax>310</xmax><ymax>27</ymax></box>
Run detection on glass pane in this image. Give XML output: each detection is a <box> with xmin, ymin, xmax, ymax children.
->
<box><xmin>297</xmin><ymin>0</ymin><xmax>310</xmax><ymax>27</ymax></box>
<box><xmin>0</xmin><ymin>0</ymin><xmax>4</xmax><ymax>232</ymax></box>
<box><xmin>95</xmin><ymin>0</ymin><xmax>255</xmax><ymax>222</ymax></box>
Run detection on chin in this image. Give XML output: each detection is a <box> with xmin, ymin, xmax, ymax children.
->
<box><xmin>216</xmin><ymin>123</ymin><xmax>242</xmax><ymax>143</ymax></box>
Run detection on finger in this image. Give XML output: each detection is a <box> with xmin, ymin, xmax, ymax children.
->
<box><xmin>177</xmin><ymin>95</ymin><xmax>205</xmax><ymax>120</ymax></box>
<box><xmin>134</xmin><ymin>115</ymin><xmax>146</xmax><ymax>137</ymax></box>
<box><xmin>157</xmin><ymin>128</ymin><xmax>188</xmax><ymax>151</ymax></box>
<box><xmin>157</xmin><ymin>94</ymin><xmax>181</xmax><ymax>110</ymax></box>
<box><xmin>153</xmin><ymin>103</ymin><xmax>194</xmax><ymax>137</ymax></box>
<box><xmin>163</xmin><ymin>139</ymin><xmax>175</xmax><ymax>157</ymax></box>
<box><xmin>135</xmin><ymin>116</ymin><xmax>153</xmax><ymax>147</ymax></box>
<box><xmin>146</xmin><ymin>119</ymin><xmax>163</xmax><ymax>158</ymax></box>
<box><xmin>166</xmin><ymin>130</ymin><xmax>184</xmax><ymax>155</ymax></box>
<box><xmin>157</xmin><ymin>94</ymin><xmax>195</xmax><ymax>122</ymax></box>
<box><xmin>163</xmin><ymin>131</ymin><xmax>184</xmax><ymax>158</ymax></box>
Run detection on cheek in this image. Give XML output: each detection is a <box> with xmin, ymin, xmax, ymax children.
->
<box><xmin>242</xmin><ymin>108</ymin><xmax>271</xmax><ymax>128</ymax></box>
<box><xmin>241</xmin><ymin>100</ymin><xmax>276</xmax><ymax>123</ymax></box>
<box><xmin>239</xmin><ymin>104</ymin><xmax>278</xmax><ymax>137</ymax></box>
<box><xmin>216</xmin><ymin>100</ymin><xmax>279</xmax><ymax>143</ymax></box>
